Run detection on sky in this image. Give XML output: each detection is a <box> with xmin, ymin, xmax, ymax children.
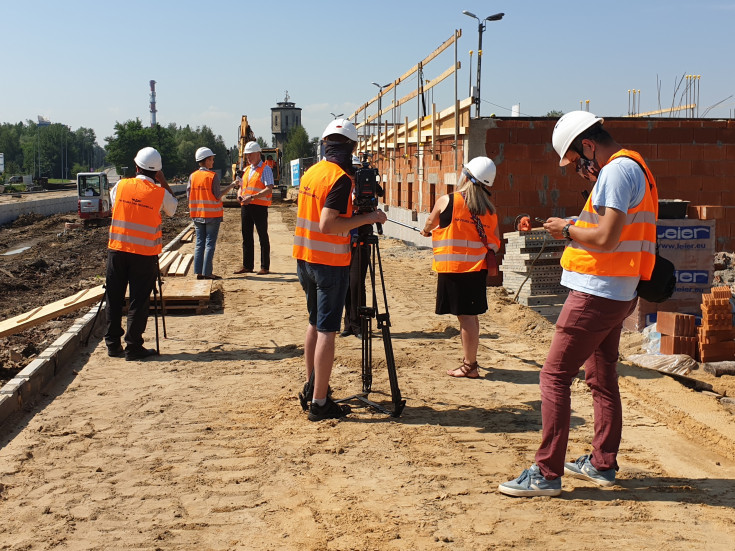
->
<box><xmin>3</xmin><ymin>0</ymin><xmax>734</xmax><ymax>150</ymax></box>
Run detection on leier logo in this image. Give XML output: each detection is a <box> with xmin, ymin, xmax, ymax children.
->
<box><xmin>675</xmin><ymin>270</ymin><xmax>709</xmax><ymax>284</ymax></box>
<box><xmin>658</xmin><ymin>226</ymin><xmax>711</xmax><ymax>240</ymax></box>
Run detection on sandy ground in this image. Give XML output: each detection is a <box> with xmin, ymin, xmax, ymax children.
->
<box><xmin>2</xmin><ymin>205</ymin><xmax>735</xmax><ymax>550</ymax></box>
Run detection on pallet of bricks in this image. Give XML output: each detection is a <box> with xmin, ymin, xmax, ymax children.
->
<box><xmin>657</xmin><ymin>311</ymin><xmax>697</xmax><ymax>357</ymax></box>
<box><xmin>500</xmin><ymin>229</ymin><xmax>569</xmax><ymax>323</ymax></box>
<box><xmin>698</xmin><ymin>285</ymin><xmax>735</xmax><ymax>363</ymax></box>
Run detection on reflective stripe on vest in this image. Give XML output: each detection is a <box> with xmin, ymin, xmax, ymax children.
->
<box><xmin>241</xmin><ymin>163</ymin><xmax>272</xmax><ymax>207</ymax></box>
<box><xmin>108</xmin><ymin>178</ymin><xmax>164</xmax><ymax>256</ymax></box>
<box><xmin>560</xmin><ymin>149</ymin><xmax>658</xmax><ymax>279</ymax></box>
<box><xmin>189</xmin><ymin>169</ymin><xmax>223</xmax><ymax>218</ymax></box>
<box><xmin>292</xmin><ymin>160</ymin><xmax>353</xmax><ymax>266</ymax></box>
<box><xmin>431</xmin><ymin>192</ymin><xmax>500</xmax><ymax>273</ymax></box>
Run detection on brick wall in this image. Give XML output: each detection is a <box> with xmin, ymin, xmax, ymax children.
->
<box><xmin>479</xmin><ymin>117</ymin><xmax>735</xmax><ymax>252</ymax></box>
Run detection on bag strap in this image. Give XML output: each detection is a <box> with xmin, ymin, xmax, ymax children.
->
<box><xmin>462</xmin><ymin>191</ymin><xmax>490</xmax><ymax>249</ymax></box>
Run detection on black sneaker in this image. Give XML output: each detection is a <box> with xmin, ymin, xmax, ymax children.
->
<box><xmin>125</xmin><ymin>347</ymin><xmax>158</xmax><ymax>361</ymax></box>
<box><xmin>298</xmin><ymin>382</ymin><xmax>334</xmax><ymax>411</ymax></box>
<box><xmin>107</xmin><ymin>344</ymin><xmax>125</xmax><ymax>358</ymax></box>
<box><xmin>308</xmin><ymin>398</ymin><xmax>351</xmax><ymax>422</ymax></box>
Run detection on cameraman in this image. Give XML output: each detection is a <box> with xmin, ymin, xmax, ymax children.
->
<box><xmin>293</xmin><ymin>119</ymin><xmax>387</xmax><ymax>421</ymax></box>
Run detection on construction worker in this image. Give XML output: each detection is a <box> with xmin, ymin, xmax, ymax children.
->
<box><xmin>233</xmin><ymin>141</ymin><xmax>273</xmax><ymax>275</ymax></box>
<box><xmin>293</xmin><ymin>118</ymin><xmax>387</xmax><ymax>421</ymax></box>
<box><xmin>105</xmin><ymin>147</ymin><xmax>178</xmax><ymax>361</ymax></box>
<box><xmin>420</xmin><ymin>157</ymin><xmax>500</xmax><ymax>378</ymax></box>
<box><xmin>187</xmin><ymin>147</ymin><xmax>237</xmax><ymax>280</ymax></box>
<box><xmin>499</xmin><ymin>111</ymin><xmax>658</xmax><ymax>497</ymax></box>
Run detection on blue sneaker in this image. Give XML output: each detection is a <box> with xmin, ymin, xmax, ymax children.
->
<box><xmin>498</xmin><ymin>465</ymin><xmax>562</xmax><ymax>497</ymax></box>
<box><xmin>564</xmin><ymin>454</ymin><xmax>616</xmax><ymax>487</ymax></box>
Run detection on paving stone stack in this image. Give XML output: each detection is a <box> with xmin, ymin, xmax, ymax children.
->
<box><xmin>657</xmin><ymin>311</ymin><xmax>697</xmax><ymax>357</ymax></box>
<box><xmin>500</xmin><ymin>229</ymin><xmax>569</xmax><ymax>323</ymax></box>
<box><xmin>698</xmin><ymin>286</ymin><xmax>735</xmax><ymax>362</ymax></box>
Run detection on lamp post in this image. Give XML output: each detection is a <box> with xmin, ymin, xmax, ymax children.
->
<box><xmin>462</xmin><ymin>10</ymin><xmax>504</xmax><ymax>118</ymax></box>
<box><xmin>371</xmin><ymin>82</ymin><xmax>390</xmax><ymax>159</ymax></box>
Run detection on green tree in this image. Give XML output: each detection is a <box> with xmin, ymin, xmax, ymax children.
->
<box><xmin>283</xmin><ymin>126</ymin><xmax>314</xmax><ymax>171</ymax></box>
<box><xmin>546</xmin><ymin>110</ymin><xmax>564</xmax><ymax>117</ymax></box>
<box><xmin>256</xmin><ymin>136</ymin><xmax>268</xmax><ymax>149</ymax></box>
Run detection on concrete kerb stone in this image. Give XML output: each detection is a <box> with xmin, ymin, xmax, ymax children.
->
<box><xmin>0</xmin><ymin>221</ymin><xmax>193</xmax><ymax>429</ymax></box>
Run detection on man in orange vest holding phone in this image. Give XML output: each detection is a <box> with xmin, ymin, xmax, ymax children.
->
<box><xmin>234</xmin><ymin>141</ymin><xmax>273</xmax><ymax>275</ymax></box>
<box><xmin>105</xmin><ymin>147</ymin><xmax>178</xmax><ymax>361</ymax></box>
<box><xmin>293</xmin><ymin>119</ymin><xmax>387</xmax><ymax>421</ymax></box>
<box><xmin>499</xmin><ymin>112</ymin><xmax>658</xmax><ymax>497</ymax></box>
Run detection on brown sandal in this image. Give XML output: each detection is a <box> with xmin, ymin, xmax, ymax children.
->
<box><xmin>447</xmin><ymin>360</ymin><xmax>480</xmax><ymax>379</ymax></box>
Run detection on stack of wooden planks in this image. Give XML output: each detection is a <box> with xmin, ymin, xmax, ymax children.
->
<box><xmin>158</xmin><ymin>250</ymin><xmax>193</xmax><ymax>277</ymax></box>
<box><xmin>501</xmin><ymin>229</ymin><xmax>568</xmax><ymax>322</ymax></box>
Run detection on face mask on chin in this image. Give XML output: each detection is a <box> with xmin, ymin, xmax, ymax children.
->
<box><xmin>575</xmin><ymin>155</ymin><xmax>600</xmax><ymax>183</ymax></box>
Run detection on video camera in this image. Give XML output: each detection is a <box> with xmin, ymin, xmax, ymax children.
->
<box><xmin>353</xmin><ymin>153</ymin><xmax>383</xmax><ymax>214</ymax></box>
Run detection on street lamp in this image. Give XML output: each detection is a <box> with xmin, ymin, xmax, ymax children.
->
<box><xmin>330</xmin><ymin>112</ymin><xmax>344</xmax><ymax>119</ymax></box>
<box><xmin>462</xmin><ymin>10</ymin><xmax>505</xmax><ymax>118</ymax></box>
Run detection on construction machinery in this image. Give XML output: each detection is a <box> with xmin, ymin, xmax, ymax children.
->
<box><xmin>77</xmin><ymin>172</ymin><xmax>111</xmax><ymax>223</ymax></box>
<box><xmin>224</xmin><ymin>115</ymin><xmax>283</xmax><ymax>206</ymax></box>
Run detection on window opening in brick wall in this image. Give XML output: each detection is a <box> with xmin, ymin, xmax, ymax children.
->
<box><xmin>429</xmin><ymin>183</ymin><xmax>436</xmax><ymax>211</ymax></box>
<box><xmin>397</xmin><ymin>181</ymin><xmax>402</xmax><ymax>207</ymax></box>
<box><xmin>407</xmin><ymin>182</ymin><xmax>413</xmax><ymax>210</ymax></box>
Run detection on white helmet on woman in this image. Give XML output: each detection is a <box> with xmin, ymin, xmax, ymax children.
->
<box><xmin>195</xmin><ymin>147</ymin><xmax>215</xmax><ymax>161</ymax></box>
<box><xmin>243</xmin><ymin>141</ymin><xmax>262</xmax><ymax>154</ymax></box>
<box><xmin>464</xmin><ymin>157</ymin><xmax>496</xmax><ymax>187</ymax></box>
<box><xmin>552</xmin><ymin>111</ymin><xmax>604</xmax><ymax>166</ymax></box>
<box><xmin>134</xmin><ymin>147</ymin><xmax>162</xmax><ymax>172</ymax></box>
<box><xmin>321</xmin><ymin>118</ymin><xmax>358</xmax><ymax>142</ymax></box>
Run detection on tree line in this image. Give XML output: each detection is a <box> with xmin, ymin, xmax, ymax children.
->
<box><xmin>1</xmin><ymin>117</ymin><xmax>321</xmax><ymax>185</ymax></box>
<box><xmin>0</xmin><ymin>121</ymin><xmax>104</xmax><ymax>182</ymax></box>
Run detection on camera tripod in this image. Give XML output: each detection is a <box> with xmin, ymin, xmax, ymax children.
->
<box><xmin>337</xmin><ymin>223</ymin><xmax>406</xmax><ymax>417</ymax></box>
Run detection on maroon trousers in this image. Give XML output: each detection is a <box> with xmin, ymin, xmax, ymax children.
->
<box><xmin>535</xmin><ymin>290</ymin><xmax>637</xmax><ymax>480</ymax></box>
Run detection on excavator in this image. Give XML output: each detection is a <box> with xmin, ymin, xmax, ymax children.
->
<box><xmin>223</xmin><ymin>115</ymin><xmax>283</xmax><ymax>206</ymax></box>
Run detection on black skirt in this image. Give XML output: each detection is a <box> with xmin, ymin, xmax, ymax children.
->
<box><xmin>435</xmin><ymin>270</ymin><xmax>488</xmax><ymax>316</ymax></box>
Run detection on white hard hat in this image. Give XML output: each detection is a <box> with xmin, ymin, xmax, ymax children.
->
<box><xmin>552</xmin><ymin>111</ymin><xmax>604</xmax><ymax>166</ymax></box>
<box><xmin>243</xmin><ymin>141</ymin><xmax>261</xmax><ymax>154</ymax></box>
<box><xmin>352</xmin><ymin>155</ymin><xmax>362</xmax><ymax>167</ymax></box>
<box><xmin>134</xmin><ymin>147</ymin><xmax>162</xmax><ymax>172</ymax></box>
<box><xmin>464</xmin><ymin>157</ymin><xmax>496</xmax><ymax>187</ymax></box>
<box><xmin>195</xmin><ymin>146</ymin><xmax>215</xmax><ymax>162</ymax></box>
<box><xmin>322</xmin><ymin>118</ymin><xmax>358</xmax><ymax>142</ymax></box>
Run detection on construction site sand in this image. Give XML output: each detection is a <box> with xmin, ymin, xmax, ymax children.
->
<box><xmin>1</xmin><ymin>205</ymin><xmax>735</xmax><ymax>550</ymax></box>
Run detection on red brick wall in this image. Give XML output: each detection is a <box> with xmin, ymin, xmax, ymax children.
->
<box><xmin>483</xmin><ymin>118</ymin><xmax>735</xmax><ymax>252</ymax></box>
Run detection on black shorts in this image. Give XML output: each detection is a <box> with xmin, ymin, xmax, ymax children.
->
<box><xmin>435</xmin><ymin>270</ymin><xmax>488</xmax><ymax>316</ymax></box>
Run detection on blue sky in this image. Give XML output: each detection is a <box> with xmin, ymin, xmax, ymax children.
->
<box><xmin>4</xmin><ymin>0</ymin><xmax>734</xmax><ymax>150</ymax></box>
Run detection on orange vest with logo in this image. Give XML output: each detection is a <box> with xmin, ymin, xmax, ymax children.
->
<box><xmin>241</xmin><ymin>163</ymin><xmax>272</xmax><ymax>207</ymax></box>
<box><xmin>188</xmin><ymin>169</ymin><xmax>223</xmax><ymax>219</ymax></box>
<box><xmin>560</xmin><ymin>149</ymin><xmax>658</xmax><ymax>279</ymax></box>
<box><xmin>292</xmin><ymin>160</ymin><xmax>353</xmax><ymax>266</ymax></box>
<box><xmin>431</xmin><ymin>192</ymin><xmax>500</xmax><ymax>273</ymax></box>
<box><xmin>108</xmin><ymin>177</ymin><xmax>165</xmax><ymax>256</ymax></box>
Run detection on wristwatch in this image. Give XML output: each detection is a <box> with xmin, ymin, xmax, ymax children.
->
<box><xmin>562</xmin><ymin>223</ymin><xmax>572</xmax><ymax>240</ymax></box>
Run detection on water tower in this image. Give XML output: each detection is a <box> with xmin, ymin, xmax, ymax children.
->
<box><xmin>271</xmin><ymin>91</ymin><xmax>302</xmax><ymax>151</ymax></box>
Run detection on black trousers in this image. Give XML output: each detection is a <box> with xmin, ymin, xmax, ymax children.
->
<box><xmin>343</xmin><ymin>241</ymin><xmax>370</xmax><ymax>335</ymax></box>
<box><xmin>240</xmin><ymin>204</ymin><xmax>270</xmax><ymax>270</ymax></box>
<box><xmin>104</xmin><ymin>250</ymin><xmax>158</xmax><ymax>352</ymax></box>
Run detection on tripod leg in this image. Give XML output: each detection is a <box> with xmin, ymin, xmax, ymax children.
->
<box><xmin>152</xmin><ymin>284</ymin><xmax>160</xmax><ymax>354</ymax></box>
<box><xmin>157</xmin><ymin>261</ymin><xmax>167</xmax><ymax>338</ymax></box>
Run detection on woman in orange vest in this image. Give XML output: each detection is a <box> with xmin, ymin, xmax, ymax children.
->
<box><xmin>188</xmin><ymin>147</ymin><xmax>237</xmax><ymax>280</ymax></box>
<box><xmin>420</xmin><ymin>157</ymin><xmax>500</xmax><ymax>379</ymax></box>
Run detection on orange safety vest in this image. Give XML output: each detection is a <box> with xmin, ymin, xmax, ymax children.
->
<box><xmin>560</xmin><ymin>149</ymin><xmax>658</xmax><ymax>279</ymax></box>
<box><xmin>188</xmin><ymin>169</ymin><xmax>223</xmax><ymax>219</ymax></box>
<box><xmin>292</xmin><ymin>160</ymin><xmax>353</xmax><ymax>266</ymax></box>
<box><xmin>431</xmin><ymin>192</ymin><xmax>500</xmax><ymax>273</ymax></box>
<box><xmin>241</xmin><ymin>163</ymin><xmax>272</xmax><ymax>207</ymax></box>
<box><xmin>108</xmin><ymin>177</ymin><xmax>165</xmax><ymax>256</ymax></box>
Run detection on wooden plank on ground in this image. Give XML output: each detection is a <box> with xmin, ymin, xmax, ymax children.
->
<box><xmin>167</xmin><ymin>253</ymin><xmax>182</xmax><ymax>276</ymax></box>
<box><xmin>180</xmin><ymin>228</ymin><xmax>195</xmax><ymax>242</ymax></box>
<box><xmin>0</xmin><ymin>285</ymin><xmax>105</xmax><ymax>338</ymax></box>
<box><xmin>174</xmin><ymin>254</ymin><xmax>193</xmax><ymax>276</ymax></box>
<box><xmin>158</xmin><ymin>251</ymin><xmax>178</xmax><ymax>273</ymax></box>
<box><xmin>160</xmin><ymin>279</ymin><xmax>212</xmax><ymax>301</ymax></box>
